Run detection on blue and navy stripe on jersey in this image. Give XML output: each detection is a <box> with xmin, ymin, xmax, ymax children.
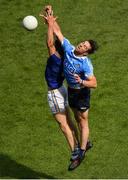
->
<box><xmin>45</xmin><ymin>54</ymin><xmax>64</xmax><ymax>89</ymax></box>
<box><xmin>62</xmin><ymin>38</ymin><xmax>94</xmax><ymax>89</ymax></box>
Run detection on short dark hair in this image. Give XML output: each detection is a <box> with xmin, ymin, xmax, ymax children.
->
<box><xmin>87</xmin><ymin>40</ymin><xmax>98</xmax><ymax>54</ymax></box>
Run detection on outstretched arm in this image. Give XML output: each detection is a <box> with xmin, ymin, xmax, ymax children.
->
<box><xmin>40</xmin><ymin>5</ymin><xmax>64</xmax><ymax>46</ymax></box>
<box><xmin>53</xmin><ymin>21</ymin><xmax>64</xmax><ymax>43</ymax></box>
<box><xmin>40</xmin><ymin>6</ymin><xmax>55</xmax><ymax>56</ymax></box>
<box><xmin>47</xmin><ymin>20</ymin><xmax>56</xmax><ymax>56</ymax></box>
<box><xmin>42</xmin><ymin>15</ymin><xmax>64</xmax><ymax>44</ymax></box>
<box><xmin>43</xmin><ymin>5</ymin><xmax>64</xmax><ymax>43</ymax></box>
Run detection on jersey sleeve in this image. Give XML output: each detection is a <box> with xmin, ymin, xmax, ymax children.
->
<box><xmin>83</xmin><ymin>58</ymin><xmax>94</xmax><ymax>78</ymax></box>
<box><xmin>61</xmin><ymin>38</ymin><xmax>74</xmax><ymax>54</ymax></box>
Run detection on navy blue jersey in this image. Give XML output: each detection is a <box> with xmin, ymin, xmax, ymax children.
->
<box><xmin>45</xmin><ymin>54</ymin><xmax>64</xmax><ymax>89</ymax></box>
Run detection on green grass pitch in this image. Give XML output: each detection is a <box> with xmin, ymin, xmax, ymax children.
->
<box><xmin>0</xmin><ymin>0</ymin><xmax>128</xmax><ymax>178</ymax></box>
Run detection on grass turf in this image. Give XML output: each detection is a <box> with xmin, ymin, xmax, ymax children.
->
<box><xmin>0</xmin><ymin>0</ymin><xmax>128</xmax><ymax>178</ymax></box>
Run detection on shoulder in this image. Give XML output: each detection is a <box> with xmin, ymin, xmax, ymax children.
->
<box><xmin>62</xmin><ymin>37</ymin><xmax>72</xmax><ymax>47</ymax></box>
<box><xmin>83</xmin><ymin>57</ymin><xmax>93</xmax><ymax>70</ymax></box>
<box><xmin>62</xmin><ymin>37</ymin><xmax>70</xmax><ymax>44</ymax></box>
<box><xmin>84</xmin><ymin>57</ymin><xmax>93</xmax><ymax>65</ymax></box>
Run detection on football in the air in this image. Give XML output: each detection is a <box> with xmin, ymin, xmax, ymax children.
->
<box><xmin>23</xmin><ymin>15</ymin><xmax>38</xmax><ymax>30</ymax></box>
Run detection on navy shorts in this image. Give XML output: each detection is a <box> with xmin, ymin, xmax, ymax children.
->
<box><xmin>68</xmin><ymin>87</ymin><xmax>90</xmax><ymax>112</ymax></box>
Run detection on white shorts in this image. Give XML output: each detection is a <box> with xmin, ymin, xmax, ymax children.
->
<box><xmin>47</xmin><ymin>85</ymin><xmax>68</xmax><ymax>114</ymax></box>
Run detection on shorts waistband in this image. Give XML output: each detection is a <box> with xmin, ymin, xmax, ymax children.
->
<box><xmin>68</xmin><ymin>87</ymin><xmax>85</xmax><ymax>92</ymax></box>
<box><xmin>68</xmin><ymin>86</ymin><xmax>85</xmax><ymax>90</ymax></box>
<box><xmin>48</xmin><ymin>85</ymin><xmax>62</xmax><ymax>91</ymax></box>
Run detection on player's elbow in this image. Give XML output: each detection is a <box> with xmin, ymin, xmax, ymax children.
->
<box><xmin>91</xmin><ymin>76</ymin><xmax>97</xmax><ymax>88</ymax></box>
<box><xmin>93</xmin><ymin>82</ymin><xmax>97</xmax><ymax>88</ymax></box>
<box><xmin>93</xmin><ymin>81</ymin><xmax>97</xmax><ymax>88</ymax></box>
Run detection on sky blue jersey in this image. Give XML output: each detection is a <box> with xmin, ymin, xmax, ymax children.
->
<box><xmin>62</xmin><ymin>38</ymin><xmax>94</xmax><ymax>89</ymax></box>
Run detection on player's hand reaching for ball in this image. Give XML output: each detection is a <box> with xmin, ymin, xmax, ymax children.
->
<box><xmin>44</xmin><ymin>5</ymin><xmax>53</xmax><ymax>16</ymax></box>
<box><xmin>39</xmin><ymin>4</ymin><xmax>57</xmax><ymax>25</ymax></box>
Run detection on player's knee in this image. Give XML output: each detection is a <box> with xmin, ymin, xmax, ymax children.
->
<box><xmin>59</xmin><ymin>122</ymin><xmax>68</xmax><ymax>133</ymax></box>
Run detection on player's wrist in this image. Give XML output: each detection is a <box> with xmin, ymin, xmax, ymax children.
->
<box><xmin>80</xmin><ymin>79</ymin><xmax>86</xmax><ymax>87</ymax></box>
<box><xmin>80</xmin><ymin>79</ymin><xmax>83</xmax><ymax>85</ymax></box>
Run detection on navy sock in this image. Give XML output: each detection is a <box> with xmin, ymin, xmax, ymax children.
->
<box><xmin>80</xmin><ymin>149</ymin><xmax>85</xmax><ymax>157</ymax></box>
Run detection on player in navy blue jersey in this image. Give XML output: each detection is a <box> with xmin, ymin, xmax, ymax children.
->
<box><xmin>40</xmin><ymin>6</ymin><xmax>79</xmax><ymax>158</ymax></box>
<box><xmin>43</xmin><ymin>10</ymin><xmax>98</xmax><ymax>170</ymax></box>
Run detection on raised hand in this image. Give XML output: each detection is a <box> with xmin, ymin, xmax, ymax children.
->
<box><xmin>44</xmin><ymin>5</ymin><xmax>53</xmax><ymax>16</ymax></box>
<box><xmin>39</xmin><ymin>5</ymin><xmax>57</xmax><ymax>25</ymax></box>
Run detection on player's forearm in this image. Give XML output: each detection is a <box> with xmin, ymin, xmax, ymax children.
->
<box><xmin>47</xmin><ymin>24</ymin><xmax>54</xmax><ymax>48</ymax></box>
<box><xmin>81</xmin><ymin>79</ymin><xmax>97</xmax><ymax>88</ymax></box>
<box><xmin>53</xmin><ymin>21</ymin><xmax>64</xmax><ymax>42</ymax></box>
<box><xmin>75</xmin><ymin>74</ymin><xmax>97</xmax><ymax>88</ymax></box>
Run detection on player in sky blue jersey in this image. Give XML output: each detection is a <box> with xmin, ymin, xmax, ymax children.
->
<box><xmin>40</xmin><ymin>6</ymin><xmax>79</xmax><ymax>159</ymax></box>
<box><xmin>62</xmin><ymin>38</ymin><xmax>94</xmax><ymax>89</ymax></box>
<box><xmin>43</xmin><ymin>11</ymin><xmax>98</xmax><ymax>171</ymax></box>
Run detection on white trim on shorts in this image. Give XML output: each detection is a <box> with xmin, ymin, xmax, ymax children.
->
<box><xmin>47</xmin><ymin>85</ymin><xmax>68</xmax><ymax>114</ymax></box>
